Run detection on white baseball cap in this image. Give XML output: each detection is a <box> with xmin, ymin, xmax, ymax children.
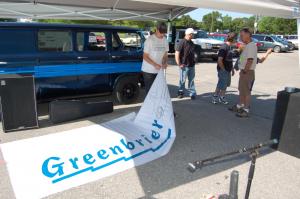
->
<box><xmin>185</xmin><ymin>28</ymin><xmax>195</xmax><ymax>35</ymax></box>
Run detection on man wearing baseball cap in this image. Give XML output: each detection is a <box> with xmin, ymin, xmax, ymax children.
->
<box><xmin>142</xmin><ymin>22</ymin><xmax>169</xmax><ymax>95</ymax></box>
<box><xmin>175</xmin><ymin>28</ymin><xmax>197</xmax><ymax>100</ymax></box>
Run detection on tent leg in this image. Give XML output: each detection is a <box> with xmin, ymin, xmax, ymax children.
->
<box><xmin>297</xmin><ymin>18</ymin><xmax>300</xmax><ymax>69</ymax></box>
<box><xmin>165</xmin><ymin>13</ymin><xmax>172</xmax><ymax>77</ymax></box>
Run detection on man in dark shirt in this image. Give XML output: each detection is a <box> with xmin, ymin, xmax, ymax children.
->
<box><xmin>175</xmin><ymin>28</ymin><xmax>197</xmax><ymax>100</ymax></box>
<box><xmin>212</xmin><ymin>32</ymin><xmax>236</xmax><ymax>105</ymax></box>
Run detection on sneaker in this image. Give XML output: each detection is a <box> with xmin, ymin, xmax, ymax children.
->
<box><xmin>236</xmin><ymin>108</ymin><xmax>250</xmax><ymax>118</ymax></box>
<box><xmin>219</xmin><ymin>96</ymin><xmax>229</xmax><ymax>105</ymax></box>
<box><xmin>228</xmin><ymin>104</ymin><xmax>242</xmax><ymax>113</ymax></box>
<box><xmin>191</xmin><ymin>95</ymin><xmax>196</xmax><ymax>100</ymax></box>
<box><xmin>212</xmin><ymin>95</ymin><xmax>218</xmax><ymax>104</ymax></box>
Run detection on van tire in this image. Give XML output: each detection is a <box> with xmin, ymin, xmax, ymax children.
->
<box><xmin>273</xmin><ymin>46</ymin><xmax>281</xmax><ymax>53</ymax></box>
<box><xmin>114</xmin><ymin>76</ymin><xmax>140</xmax><ymax>104</ymax></box>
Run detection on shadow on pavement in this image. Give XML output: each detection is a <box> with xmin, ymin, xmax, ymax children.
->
<box><xmin>129</xmin><ymin>91</ymin><xmax>275</xmax><ymax>197</ymax></box>
<box><xmin>35</xmin><ymin>84</ymin><xmax>276</xmax><ymax>198</ymax></box>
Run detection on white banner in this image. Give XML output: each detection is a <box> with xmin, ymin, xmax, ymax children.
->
<box><xmin>0</xmin><ymin>70</ymin><xmax>175</xmax><ymax>199</ymax></box>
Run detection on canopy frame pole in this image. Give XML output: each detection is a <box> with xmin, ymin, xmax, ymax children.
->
<box><xmin>167</xmin><ymin>10</ymin><xmax>172</xmax><ymax>40</ymax></box>
<box><xmin>113</xmin><ymin>0</ymin><xmax>120</xmax><ymax>9</ymax></box>
<box><xmin>37</xmin><ymin>9</ymin><xmax>112</xmax><ymax>18</ymax></box>
<box><xmin>171</xmin><ymin>7</ymin><xmax>188</xmax><ymax>20</ymax></box>
<box><xmin>298</xmin><ymin>18</ymin><xmax>300</xmax><ymax>67</ymax></box>
<box><xmin>112</xmin><ymin>9</ymin><xmax>168</xmax><ymax>21</ymax></box>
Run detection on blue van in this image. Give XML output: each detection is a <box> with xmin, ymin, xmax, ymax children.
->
<box><xmin>0</xmin><ymin>23</ymin><xmax>144</xmax><ymax>104</ymax></box>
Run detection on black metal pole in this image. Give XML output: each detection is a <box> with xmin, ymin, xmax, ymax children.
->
<box><xmin>229</xmin><ymin>170</ymin><xmax>239</xmax><ymax>199</ymax></box>
<box><xmin>245</xmin><ymin>151</ymin><xmax>258</xmax><ymax>199</ymax></box>
<box><xmin>187</xmin><ymin>139</ymin><xmax>277</xmax><ymax>173</ymax></box>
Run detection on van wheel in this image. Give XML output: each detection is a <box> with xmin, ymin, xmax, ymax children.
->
<box><xmin>273</xmin><ymin>46</ymin><xmax>281</xmax><ymax>53</ymax></box>
<box><xmin>114</xmin><ymin>76</ymin><xmax>140</xmax><ymax>104</ymax></box>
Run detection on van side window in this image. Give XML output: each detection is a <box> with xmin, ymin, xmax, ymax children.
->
<box><xmin>76</xmin><ymin>32</ymin><xmax>84</xmax><ymax>52</ymax></box>
<box><xmin>38</xmin><ymin>30</ymin><xmax>72</xmax><ymax>52</ymax></box>
<box><xmin>117</xmin><ymin>32</ymin><xmax>142</xmax><ymax>49</ymax></box>
<box><xmin>87</xmin><ymin>32</ymin><xmax>106</xmax><ymax>51</ymax></box>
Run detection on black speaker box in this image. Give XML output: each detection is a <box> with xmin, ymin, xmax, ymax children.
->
<box><xmin>49</xmin><ymin>100</ymin><xmax>113</xmax><ymax>124</ymax></box>
<box><xmin>0</xmin><ymin>74</ymin><xmax>38</xmax><ymax>132</ymax></box>
<box><xmin>271</xmin><ymin>89</ymin><xmax>300</xmax><ymax>158</ymax></box>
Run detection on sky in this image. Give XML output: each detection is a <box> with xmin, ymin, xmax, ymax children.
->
<box><xmin>187</xmin><ymin>8</ymin><xmax>252</xmax><ymax>21</ymax></box>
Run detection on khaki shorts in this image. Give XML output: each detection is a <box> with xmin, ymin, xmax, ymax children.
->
<box><xmin>238</xmin><ymin>70</ymin><xmax>255</xmax><ymax>96</ymax></box>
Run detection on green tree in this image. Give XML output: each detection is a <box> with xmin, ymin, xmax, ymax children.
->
<box><xmin>37</xmin><ymin>19</ymin><xmax>156</xmax><ymax>29</ymax></box>
<box><xmin>0</xmin><ymin>18</ymin><xmax>17</xmax><ymax>22</ymax></box>
<box><xmin>258</xmin><ymin>17</ymin><xmax>296</xmax><ymax>34</ymax></box>
<box><xmin>173</xmin><ymin>15</ymin><xmax>200</xmax><ymax>28</ymax></box>
<box><xmin>202</xmin><ymin>11</ymin><xmax>223</xmax><ymax>32</ymax></box>
<box><xmin>230</xmin><ymin>17</ymin><xmax>255</xmax><ymax>33</ymax></box>
<box><xmin>222</xmin><ymin>15</ymin><xmax>232</xmax><ymax>31</ymax></box>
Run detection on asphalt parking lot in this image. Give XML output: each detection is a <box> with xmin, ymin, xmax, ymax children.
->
<box><xmin>1</xmin><ymin>51</ymin><xmax>300</xmax><ymax>199</ymax></box>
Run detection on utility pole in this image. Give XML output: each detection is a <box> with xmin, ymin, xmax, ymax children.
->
<box><xmin>210</xmin><ymin>12</ymin><xmax>214</xmax><ymax>33</ymax></box>
<box><xmin>254</xmin><ymin>15</ymin><xmax>258</xmax><ymax>34</ymax></box>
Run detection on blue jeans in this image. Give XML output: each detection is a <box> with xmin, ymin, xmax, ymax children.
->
<box><xmin>178</xmin><ymin>66</ymin><xmax>196</xmax><ymax>96</ymax></box>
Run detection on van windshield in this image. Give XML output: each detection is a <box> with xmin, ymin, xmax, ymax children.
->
<box><xmin>194</xmin><ymin>31</ymin><xmax>209</xmax><ymax>39</ymax></box>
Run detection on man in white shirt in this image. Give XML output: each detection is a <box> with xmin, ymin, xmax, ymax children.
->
<box><xmin>142</xmin><ymin>22</ymin><xmax>169</xmax><ymax>95</ymax></box>
<box><xmin>229</xmin><ymin>28</ymin><xmax>257</xmax><ymax>118</ymax></box>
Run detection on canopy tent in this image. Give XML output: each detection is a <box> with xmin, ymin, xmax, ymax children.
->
<box><xmin>0</xmin><ymin>0</ymin><xmax>194</xmax><ymax>21</ymax></box>
<box><xmin>134</xmin><ymin>0</ymin><xmax>300</xmax><ymax>66</ymax></box>
<box><xmin>0</xmin><ymin>0</ymin><xmax>298</xmax><ymax>20</ymax></box>
<box><xmin>0</xmin><ymin>0</ymin><xmax>299</xmax><ymax>65</ymax></box>
<box><xmin>133</xmin><ymin>0</ymin><xmax>300</xmax><ymax>19</ymax></box>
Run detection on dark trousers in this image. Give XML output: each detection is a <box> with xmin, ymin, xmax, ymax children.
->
<box><xmin>142</xmin><ymin>72</ymin><xmax>157</xmax><ymax>95</ymax></box>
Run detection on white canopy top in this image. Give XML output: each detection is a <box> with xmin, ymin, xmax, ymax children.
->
<box><xmin>0</xmin><ymin>0</ymin><xmax>299</xmax><ymax>21</ymax></box>
<box><xmin>0</xmin><ymin>0</ymin><xmax>194</xmax><ymax>21</ymax></box>
<box><xmin>134</xmin><ymin>0</ymin><xmax>300</xmax><ymax>19</ymax></box>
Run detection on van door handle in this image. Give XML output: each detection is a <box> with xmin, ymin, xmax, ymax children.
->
<box><xmin>112</xmin><ymin>56</ymin><xmax>121</xmax><ymax>59</ymax></box>
<box><xmin>77</xmin><ymin>56</ymin><xmax>88</xmax><ymax>60</ymax></box>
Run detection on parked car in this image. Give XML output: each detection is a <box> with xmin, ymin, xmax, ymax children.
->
<box><xmin>284</xmin><ymin>35</ymin><xmax>298</xmax><ymax>49</ymax></box>
<box><xmin>175</xmin><ymin>29</ymin><xmax>224</xmax><ymax>61</ymax></box>
<box><xmin>208</xmin><ymin>33</ymin><xmax>227</xmax><ymax>42</ymax></box>
<box><xmin>252</xmin><ymin>34</ymin><xmax>292</xmax><ymax>53</ymax></box>
<box><xmin>142</xmin><ymin>31</ymin><xmax>151</xmax><ymax>39</ymax></box>
<box><xmin>275</xmin><ymin>35</ymin><xmax>284</xmax><ymax>39</ymax></box>
<box><xmin>236</xmin><ymin>37</ymin><xmax>264</xmax><ymax>51</ymax></box>
<box><xmin>0</xmin><ymin>23</ymin><xmax>145</xmax><ymax>104</ymax></box>
<box><xmin>120</xmin><ymin>33</ymin><xmax>142</xmax><ymax>45</ymax></box>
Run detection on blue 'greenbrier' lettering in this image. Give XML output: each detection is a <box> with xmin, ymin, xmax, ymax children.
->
<box><xmin>152</xmin><ymin>120</ymin><xmax>163</xmax><ymax>129</ymax></box>
<box><xmin>135</xmin><ymin>139</ymin><xmax>145</xmax><ymax>146</ymax></box>
<box><xmin>41</xmin><ymin>120</ymin><xmax>172</xmax><ymax>183</ymax></box>
<box><xmin>109</xmin><ymin>145</ymin><xmax>124</xmax><ymax>155</ymax></box>
<box><xmin>97</xmin><ymin>149</ymin><xmax>109</xmax><ymax>159</ymax></box>
<box><xmin>83</xmin><ymin>154</ymin><xmax>96</xmax><ymax>165</ymax></box>
<box><xmin>151</xmin><ymin>130</ymin><xmax>160</xmax><ymax>140</ymax></box>
<box><xmin>42</xmin><ymin>157</ymin><xmax>64</xmax><ymax>178</ymax></box>
<box><xmin>69</xmin><ymin>157</ymin><xmax>79</xmax><ymax>169</ymax></box>
<box><xmin>141</xmin><ymin>134</ymin><xmax>152</xmax><ymax>143</ymax></box>
<box><xmin>120</xmin><ymin>139</ymin><xmax>135</xmax><ymax>150</ymax></box>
